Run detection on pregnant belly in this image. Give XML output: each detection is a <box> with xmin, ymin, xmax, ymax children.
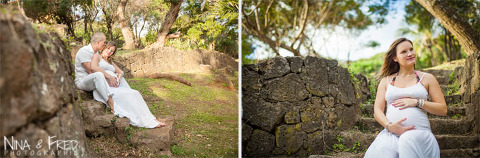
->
<box><xmin>386</xmin><ymin>105</ymin><xmax>431</xmax><ymax>130</ymax></box>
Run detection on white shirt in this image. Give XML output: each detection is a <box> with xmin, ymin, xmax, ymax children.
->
<box><xmin>74</xmin><ymin>44</ymin><xmax>95</xmax><ymax>84</ymax></box>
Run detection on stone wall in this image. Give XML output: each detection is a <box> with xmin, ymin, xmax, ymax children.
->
<box><xmin>0</xmin><ymin>9</ymin><xmax>94</xmax><ymax>157</ymax></box>
<box><xmin>113</xmin><ymin>47</ymin><xmax>238</xmax><ymax>78</ymax></box>
<box><xmin>460</xmin><ymin>52</ymin><xmax>480</xmax><ymax>135</ymax></box>
<box><xmin>242</xmin><ymin>56</ymin><xmax>364</xmax><ymax>157</ymax></box>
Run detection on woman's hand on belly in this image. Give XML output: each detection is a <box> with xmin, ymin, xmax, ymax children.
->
<box><xmin>393</xmin><ymin>98</ymin><xmax>417</xmax><ymax>110</ymax></box>
<box><xmin>388</xmin><ymin>118</ymin><xmax>416</xmax><ymax>136</ymax></box>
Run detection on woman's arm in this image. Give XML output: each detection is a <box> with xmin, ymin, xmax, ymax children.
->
<box><xmin>90</xmin><ymin>54</ymin><xmax>117</xmax><ymax>87</ymax></box>
<box><xmin>373</xmin><ymin>77</ymin><xmax>390</xmax><ymax>129</ymax></box>
<box><xmin>112</xmin><ymin>62</ymin><xmax>123</xmax><ymax>74</ymax></box>
<box><xmin>111</xmin><ymin>62</ymin><xmax>124</xmax><ymax>79</ymax></box>
<box><xmin>422</xmin><ymin>73</ymin><xmax>447</xmax><ymax>116</ymax></box>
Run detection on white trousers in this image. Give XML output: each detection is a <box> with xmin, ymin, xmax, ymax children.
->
<box><xmin>75</xmin><ymin>72</ymin><xmax>113</xmax><ymax>102</ymax></box>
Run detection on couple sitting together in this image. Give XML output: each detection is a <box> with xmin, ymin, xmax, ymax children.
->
<box><xmin>74</xmin><ymin>32</ymin><xmax>166</xmax><ymax>128</ymax></box>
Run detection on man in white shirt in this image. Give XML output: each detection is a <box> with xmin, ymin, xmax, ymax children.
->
<box><xmin>74</xmin><ymin>32</ymin><xmax>116</xmax><ymax>111</ymax></box>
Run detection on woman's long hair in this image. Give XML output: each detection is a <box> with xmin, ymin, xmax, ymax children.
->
<box><xmin>103</xmin><ymin>41</ymin><xmax>117</xmax><ymax>63</ymax></box>
<box><xmin>377</xmin><ymin>38</ymin><xmax>413</xmax><ymax>80</ymax></box>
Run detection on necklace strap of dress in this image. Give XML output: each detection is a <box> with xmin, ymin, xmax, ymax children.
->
<box><xmin>390</xmin><ymin>70</ymin><xmax>420</xmax><ymax>86</ymax></box>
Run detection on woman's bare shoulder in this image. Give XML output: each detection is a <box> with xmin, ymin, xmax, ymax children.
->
<box><xmin>417</xmin><ymin>71</ymin><xmax>436</xmax><ymax>80</ymax></box>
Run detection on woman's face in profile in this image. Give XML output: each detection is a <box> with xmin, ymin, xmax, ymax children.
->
<box><xmin>102</xmin><ymin>46</ymin><xmax>116</xmax><ymax>57</ymax></box>
<box><xmin>394</xmin><ymin>41</ymin><xmax>416</xmax><ymax>66</ymax></box>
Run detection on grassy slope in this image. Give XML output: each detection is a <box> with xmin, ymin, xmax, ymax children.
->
<box><xmin>87</xmin><ymin>73</ymin><xmax>238</xmax><ymax>157</ymax></box>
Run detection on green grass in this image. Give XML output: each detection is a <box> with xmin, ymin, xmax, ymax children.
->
<box><xmin>126</xmin><ymin>73</ymin><xmax>238</xmax><ymax>157</ymax></box>
<box><xmin>347</xmin><ymin>53</ymin><xmax>384</xmax><ymax>77</ymax></box>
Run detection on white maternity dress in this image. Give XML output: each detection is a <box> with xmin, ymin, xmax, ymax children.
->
<box><xmin>92</xmin><ymin>58</ymin><xmax>160</xmax><ymax>128</ymax></box>
<box><xmin>364</xmin><ymin>72</ymin><xmax>440</xmax><ymax>158</ymax></box>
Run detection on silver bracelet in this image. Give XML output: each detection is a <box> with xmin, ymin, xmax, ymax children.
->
<box><xmin>386</xmin><ymin>122</ymin><xmax>392</xmax><ymax>131</ymax></box>
<box><xmin>418</xmin><ymin>99</ymin><xmax>425</xmax><ymax>109</ymax></box>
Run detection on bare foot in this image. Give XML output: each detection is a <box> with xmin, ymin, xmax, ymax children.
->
<box><xmin>155</xmin><ymin>120</ymin><xmax>166</xmax><ymax>128</ymax></box>
<box><xmin>107</xmin><ymin>96</ymin><xmax>114</xmax><ymax>114</ymax></box>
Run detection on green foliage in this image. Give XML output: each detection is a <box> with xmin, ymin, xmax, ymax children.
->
<box><xmin>164</xmin><ymin>0</ymin><xmax>238</xmax><ymax>58</ymax></box>
<box><xmin>243</xmin><ymin>0</ymin><xmax>387</xmax><ymax>56</ymax></box>
<box><xmin>449</xmin><ymin>71</ymin><xmax>455</xmax><ymax>83</ymax></box>
<box><xmin>452</xmin><ymin>114</ymin><xmax>461</xmax><ymax>119</ymax></box>
<box><xmin>366</xmin><ymin>79</ymin><xmax>379</xmax><ymax>105</ymax></box>
<box><xmin>365</xmin><ymin>41</ymin><xmax>380</xmax><ymax>48</ymax></box>
<box><xmin>446</xmin><ymin>82</ymin><xmax>460</xmax><ymax>96</ymax></box>
<box><xmin>348</xmin><ymin>53</ymin><xmax>384</xmax><ymax>76</ymax></box>
<box><xmin>332</xmin><ymin>135</ymin><xmax>362</xmax><ymax>153</ymax></box>
<box><xmin>124</xmin><ymin>125</ymin><xmax>134</xmax><ymax>140</ymax></box>
<box><xmin>349</xmin><ymin>72</ymin><xmax>362</xmax><ymax>99</ymax></box>
<box><xmin>332</xmin><ymin>135</ymin><xmax>346</xmax><ymax>151</ymax></box>
<box><xmin>145</xmin><ymin>30</ymin><xmax>157</xmax><ymax>45</ymax></box>
<box><xmin>242</xmin><ymin>28</ymin><xmax>256</xmax><ymax>65</ymax></box>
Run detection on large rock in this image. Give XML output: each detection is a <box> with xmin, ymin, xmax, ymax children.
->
<box><xmin>286</xmin><ymin>56</ymin><xmax>304</xmax><ymax>73</ymax></box>
<box><xmin>80</xmin><ymin>100</ymin><xmax>113</xmax><ymax>137</ymax></box>
<box><xmin>303</xmin><ymin>56</ymin><xmax>330</xmax><ymax>97</ymax></box>
<box><xmin>243</xmin><ymin>100</ymin><xmax>286</xmax><ymax>132</ymax></box>
<box><xmin>263</xmin><ymin>73</ymin><xmax>309</xmax><ymax>102</ymax></box>
<box><xmin>275</xmin><ymin>124</ymin><xmax>307</xmax><ymax>155</ymax></box>
<box><xmin>0</xmin><ymin>8</ymin><xmax>94</xmax><ymax>157</ymax></box>
<box><xmin>258</xmin><ymin>57</ymin><xmax>291</xmax><ymax>79</ymax></box>
<box><xmin>129</xmin><ymin>116</ymin><xmax>175</xmax><ymax>153</ymax></box>
<box><xmin>245</xmin><ymin>129</ymin><xmax>276</xmax><ymax>157</ymax></box>
<box><xmin>242</xmin><ymin>64</ymin><xmax>261</xmax><ymax>95</ymax></box>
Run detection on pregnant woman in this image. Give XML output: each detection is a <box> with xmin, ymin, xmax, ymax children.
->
<box><xmin>364</xmin><ymin>38</ymin><xmax>447</xmax><ymax>158</ymax></box>
<box><xmin>90</xmin><ymin>41</ymin><xmax>166</xmax><ymax>128</ymax></box>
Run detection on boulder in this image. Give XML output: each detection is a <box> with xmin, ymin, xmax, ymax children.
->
<box><xmin>258</xmin><ymin>57</ymin><xmax>291</xmax><ymax>79</ymax></box>
<box><xmin>0</xmin><ymin>8</ymin><xmax>94</xmax><ymax>157</ymax></box>
<box><xmin>129</xmin><ymin>116</ymin><xmax>175</xmax><ymax>153</ymax></box>
<box><xmin>275</xmin><ymin>124</ymin><xmax>307</xmax><ymax>155</ymax></box>
<box><xmin>245</xmin><ymin>129</ymin><xmax>275</xmax><ymax>157</ymax></box>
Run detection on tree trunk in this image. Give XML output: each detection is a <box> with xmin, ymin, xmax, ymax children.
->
<box><xmin>100</xmin><ymin>2</ymin><xmax>114</xmax><ymax>40</ymax></box>
<box><xmin>105</xmin><ymin>17</ymin><xmax>113</xmax><ymax>40</ymax></box>
<box><xmin>416</xmin><ymin>0</ymin><xmax>480</xmax><ymax>135</ymax></box>
<box><xmin>116</xmin><ymin>0</ymin><xmax>135</xmax><ymax>50</ymax></box>
<box><xmin>15</xmin><ymin>0</ymin><xmax>26</xmax><ymax>18</ymax></box>
<box><xmin>154</xmin><ymin>0</ymin><xmax>183</xmax><ymax>47</ymax></box>
<box><xmin>415</xmin><ymin>0</ymin><xmax>480</xmax><ymax>55</ymax></box>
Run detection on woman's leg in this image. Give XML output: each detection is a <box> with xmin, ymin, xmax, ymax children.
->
<box><xmin>365</xmin><ymin>130</ymin><xmax>399</xmax><ymax>158</ymax></box>
<box><xmin>398</xmin><ymin>130</ymin><xmax>440</xmax><ymax>158</ymax></box>
<box><xmin>119</xmin><ymin>77</ymin><xmax>131</xmax><ymax>88</ymax></box>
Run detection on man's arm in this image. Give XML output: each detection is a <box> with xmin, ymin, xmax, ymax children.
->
<box><xmin>82</xmin><ymin>62</ymin><xmax>93</xmax><ymax>74</ymax></box>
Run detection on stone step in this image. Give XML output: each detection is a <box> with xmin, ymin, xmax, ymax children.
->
<box><xmin>309</xmin><ymin>152</ymin><xmax>363</xmax><ymax>158</ymax></box>
<box><xmin>445</xmin><ymin>94</ymin><xmax>462</xmax><ymax>105</ymax></box>
<box><xmin>308</xmin><ymin>148</ymin><xmax>479</xmax><ymax>158</ymax></box>
<box><xmin>76</xmin><ymin>90</ymin><xmax>93</xmax><ymax>101</ymax></box>
<box><xmin>339</xmin><ymin>131</ymin><xmax>479</xmax><ymax>151</ymax></box>
<box><xmin>440</xmin><ymin>148</ymin><xmax>480</xmax><ymax>158</ymax></box>
<box><xmin>435</xmin><ymin>75</ymin><xmax>450</xmax><ymax>86</ymax></box>
<box><xmin>428</xmin><ymin>106</ymin><xmax>465</xmax><ymax>119</ymax></box>
<box><xmin>79</xmin><ymin>100</ymin><xmax>175</xmax><ymax>154</ymax></box>
<box><xmin>355</xmin><ymin>117</ymin><xmax>472</xmax><ymax>135</ymax></box>
<box><xmin>80</xmin><ymin>100</ymin><xmax>114</xmax><ymax>137</ymax></box>
<box><xmin>361</xmin><ymin>104</ymin><xmax>465</xmax><ymax>118</ymax></box>
<box><xmin>422</xmin><ymin>69</ymin><xmax>453</xmax><ymax>78</ymax></box>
